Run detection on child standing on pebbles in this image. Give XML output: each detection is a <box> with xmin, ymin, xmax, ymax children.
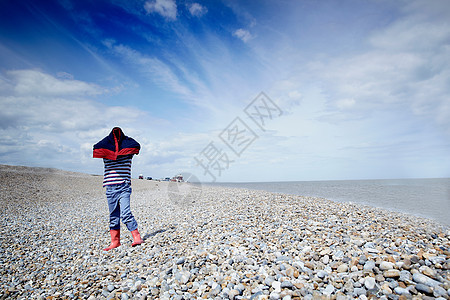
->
<box><xmin>93</xmin><ymin>127</ymin><xmax>144</xmax><ymax>251</ymax></box>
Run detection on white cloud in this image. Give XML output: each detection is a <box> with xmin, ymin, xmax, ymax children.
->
<box><xmin>188</xmin><ymin>3</ymin><xmax>207</xmax><ymax>17</ymax></box>
<box><xmin>307</xmin><ymin>6</ymin><xmax>450</xmax><ymax>133</ymax></box>
<box><xmin>233</xmin><ymin>28</ymin><xmax>252</xmax><ymax>43</ymax></box>
<box><xmin>6</xmin><ymin>69</ymin><xmax>103</xmax><ymax>97</ymax></box>
<box><xmin>288</xmin><ymin>90</ymin><xmax>302</xmax><ymax>100</ymax></box>
<box><xmin>336</xmin><ymin>98</ymin><xmax>356</xmax><ymax>110</ymax></box>
<box><xmin>144</xmin><ymin>0</ymin><xmax>177</xmax><ymax>20</ymax></box>
<box><xmin>0</xmin><ymin>69</ymin><xmax>148</xmax><ymax>172</ymax></box>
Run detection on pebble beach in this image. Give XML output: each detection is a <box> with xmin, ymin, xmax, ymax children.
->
<box><xmin>0</xmin><ymin>165</ymin><xmax>449</xmax><ymax>300</ymax></box>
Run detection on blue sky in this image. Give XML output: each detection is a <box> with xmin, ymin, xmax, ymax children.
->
<box><xmin>0</xmin><ymin>0</ymin><xmax>449</xmax><ymax>182</ymax></box>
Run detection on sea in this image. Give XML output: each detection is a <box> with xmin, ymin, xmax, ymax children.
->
<box><xmin>208</xmin><ymin>178</ymin><xmax>450</xmax><ymax>227</ymax></box>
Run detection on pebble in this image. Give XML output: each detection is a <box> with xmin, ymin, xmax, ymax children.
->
<box><xmin>415</xmin><ymin>283</ymin><xmax>433</xmax><ymax>295</ymax></box>
<box><xmin>380</xmin><ymin>261</ymin><xmax>395</xmax><ymax>270</ymax></box>
<box><xmin>354</xmin><ymin>287</ymin><xmax>366</xmax><ymax>296</ymax></box>
<box><xmin>228</xmin><ymin>289</ymin><xmax>240</xmax><ymax>299</ymax></box>
<box><xmin>337</xmin><ymin>264</ymin><xmax>349</xmax><ymax>273</ymax></box>
<box><xmin>420</xmin><ymin>265</ymin><xmax>437</xmax><ymax>278</ymax></box>
<box><xmin>323</xmin><ymin>284</ymin><xmax>335</xmax><ymax>296</ymax></box>
<box><xmin>121</xmin><ymin>293</ymin><xmax>129</xmax><ymax>300</ymax></box>
<box><xmin>176</xmin><ymin>257</ymin><xmax>186</xmax><ymax>265</ymax></box>
<box><xmin>280</xmin><ymin>281</ymin><xmax>294</xmax><ymax>289</ymax></box>
<box><xmin>364</xmin><ymin>277</ymin><xmax>376</xmax><ymax>290</ymax></box>
<box><xmin>0</xmin><ymin>164</ymin><xmax>449</xmax><ymax>299</ymax></box>
<box><xmin>412</xmin><ymin>273</ymin><xmax>442</xmax><ymax>287</ymax></box>
<box><xmin>272</xmin><ymin>281</ymin><xmax>281</xmax><ymax>293</ymax></box>
<box><xmin>363</xmin><ymin>261</ymin><xmax>375</xmax><ymax>272</ymax></box>
<box><xmin>434</xmin><ymin>285</ymin><xmax>448</xmax><ymax>298</ymax></box>
<box><xmin>394</xmin><ymin>286</ymin><xmax>410</xmax><ymax>295</ymax></box>
<box><xmin>384</xmin><ymin>269</ymin><xmax>400</xmax><ymax>278</ymax></box>
<box><xmin>269</xmin><ymin>291</ymin><xmax>280</xmax><ymax>300</ymax></box>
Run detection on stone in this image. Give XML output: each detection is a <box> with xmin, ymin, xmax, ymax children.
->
<box><xmin>176</xmin><ymin>257</ymin><xmax>186</xmax><ymax>265</ymax></box>
<box><xmin>415</xmin><ymin>283</ymin><xmax>433</xmax><ymax>296</ymax></box>
<box><xmin>337</xmin><ymin>264</ymin><xmax>348</xmax><ymax>273</ymax></box>
<box><xmin>353</xmin><ymin>239</ymin><xmax>366</xmax><ymax>247</ymax></box>
<box><xmin>363</xmin><ymin>261</ymin><xmax>376</xmax><ymax>272</ymax></box>
<box><xmin>228</xmin><ymin>289</ymin><xmax>240</xmax><ymax>299</ymax></box>
<box><xmin>269</xmin><ymin>291</ymin><xmax>280</xmax><ymax>300</ymax></box>
<box><xmin>379</xmin><ymin>261</ymin><xmax>395</xmax><ymax>271</ymax></box>
<box><xmin>383</xmin><ymin>269</ymin><xmax>400</xmax><ymax>278</ymax></box>
<box><xmin>410</xmin><ymin>255</ymin><xmax>420</xmax><ymax>264</ymax></box>
<box><xmin>394</xmin><ymin>287</ymin><xmax>410</xmax><ymax>295</ymax></box>
<box><xmin>353</xmin><ymin>287</ymin><xmax>366</xmax><ymax>296</ymax></box>
<box><xmin>272</xmin><ymin>281</ymin><xmax>281</xmax><ymax>293</ymax></box>
<box><xmin>280</xmin><ymin>281</ymin><xmax>293</xmax><ymax>289</ymax></box>
<box><xmin>388</xmin><ymin>280</ymin><xmax>399</xmax><ymax>290</ymax></box>
<box><xmin>317</xmin><ymin>270</ymin><xmax>328</xmax><ymax>279</ymax></box>
<box><xmin>333</xmin><ymin>250</ymin><xmax>344</xmax><ymax>260</ymax></box>
<box><xmin>250</xmin><ymin>291</ymin><xmax>263</xmax><ymax>300</ymax></box>
<box><xmin>323</xmin><ymin>284</ymin><xmax>335</xmax><ymax>296</ymax></box>
<box><xmin>381</xmin><ymin>283</ymin><xmax>392</xmax><ymax>294</ymax></box>
<box><xmin>399</xmin><ymin>270</ymin><xmax>412</xmax><ymax>283</ymax></box>
<box><xmin>402</xmin><ymin>259</ymin><xmax>412</xmax><ymax>270</ymax></box>
<box><xmin>265</xmin><ymin>276</ymin><xmax>275</xmax><ymax>286</ymax></box>
<box><xmin>433</xmin><ymin>285</ymin><xmax>447</xmax><ymax>298</ymax></box>
<box><xmin>293</xmin><ymin>282</ymin><xmax>304</xmax><ymax>289</ymax></box>
<box><xmin>235</xmin><ymin>283</ymin><xmax>245</xmax><ymax>294</ymax></box>
<box><xmin>412</xmin><ymin>273</ymin><xmax>441</xmax><ymax>287</ymax></box>
<box><xmin>175</xmin><ymin>270</ymin><xmax>191</xmax><ymax>284</ymax></box>
<box><xmin>284</xmin><ymin>265</ymin><xmax>295</xmax><ymax>277</ymax></box>
<box><xmin>420</xmin><ymin>266</ymin><xmax>437</xmax><ymax>279</ymax></box>
<box><xmin>366</xmin><ymin>248</ymin><xmax>380</xmax><ymax>254</ymax></box>
<box><xmin>121</xmin><ymin>293</ymin><xmax>129</xmax><ymax>300</ymax></box>
<box><xmin>364</xmin><ymin>277</ymin><xmax>376</xmax><ymax>290</ymax></box>
<box><xmin>320</xmin><ymin>248</ymin><xmax>331</xmax><ymax>255</ymax></box>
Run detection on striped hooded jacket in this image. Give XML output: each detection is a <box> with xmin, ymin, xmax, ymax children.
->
<box><xmin>93</xmin><ymin>127</ymin><xmax>140</xmax><ymax>160</ymax></box>
<box><xmin>93</xmin><ymin>127</ymin><xmax>140</xmax><ymax>186</ymax></box>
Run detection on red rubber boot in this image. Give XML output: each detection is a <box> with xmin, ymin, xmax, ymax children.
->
<box><xmin>131</xmin><ymin>229</ymin><xmax>143</xmax><ymax>247</ymax></box>
<box><xmin>103</xmin><ymin>229</ymin><xmax>121</xmax><ymax>251</ymax></box>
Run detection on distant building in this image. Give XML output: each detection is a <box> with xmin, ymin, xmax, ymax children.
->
<box><xmin>172</xmin><ymin>174</ymin><xmax>184</xmax><ymax>182</ymax></box>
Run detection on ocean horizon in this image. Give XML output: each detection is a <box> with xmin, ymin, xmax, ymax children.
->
<box><xmin>206</xmin><ymin>178</ymin><xmax>450</xmax><ymax>227</ymax></box>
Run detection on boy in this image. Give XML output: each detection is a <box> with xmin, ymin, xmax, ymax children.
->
<box><xmin>93</xmin><ymin>127</ymin><xmax>144</xmax><ymax>250</ymax></box>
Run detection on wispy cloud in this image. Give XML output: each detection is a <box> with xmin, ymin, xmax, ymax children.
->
<box><xmin>144</xmin><ymin>0</ymin><xmax>177</xmax><ymax>20</ymax></box>
<box><xmin>188</xmin><ymin>3</ymin><xmax>207</xmax><ymax>17</ymax></box>
<box><xmin>6</xmin><ymin>69</ymin><xmax>103</xmax><ymax>97</ymax></box>
<box><xmin>233</xmin><ymin>28</ymin><xmax>252</xmax><ymax>43</ymax></box>
<box><xmin>108</xmin><ymin>42</ymin><xmax>192</xmax><ymax>96</ymax></box>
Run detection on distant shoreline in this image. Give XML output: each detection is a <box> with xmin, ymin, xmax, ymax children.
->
<box><xmin>206</xmin><ymin>179</ymin><xmax>450</xmax><ymax>227</ymax></box>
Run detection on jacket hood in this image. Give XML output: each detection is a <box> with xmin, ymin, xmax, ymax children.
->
<box><xmin>112</xmin><ymin>127</ymin><xmax>124</xmax><ymax>143</ymax></box>
<box><xmin>93</xmin><ymin>127</ymin><xmax>140</xmax><ymax>160</ymax></box>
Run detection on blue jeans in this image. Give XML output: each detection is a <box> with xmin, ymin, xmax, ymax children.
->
<box><xmin>105</xmin><ymin>182</ymin><xmax>138</xmax><ymax>231</ymax></box>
